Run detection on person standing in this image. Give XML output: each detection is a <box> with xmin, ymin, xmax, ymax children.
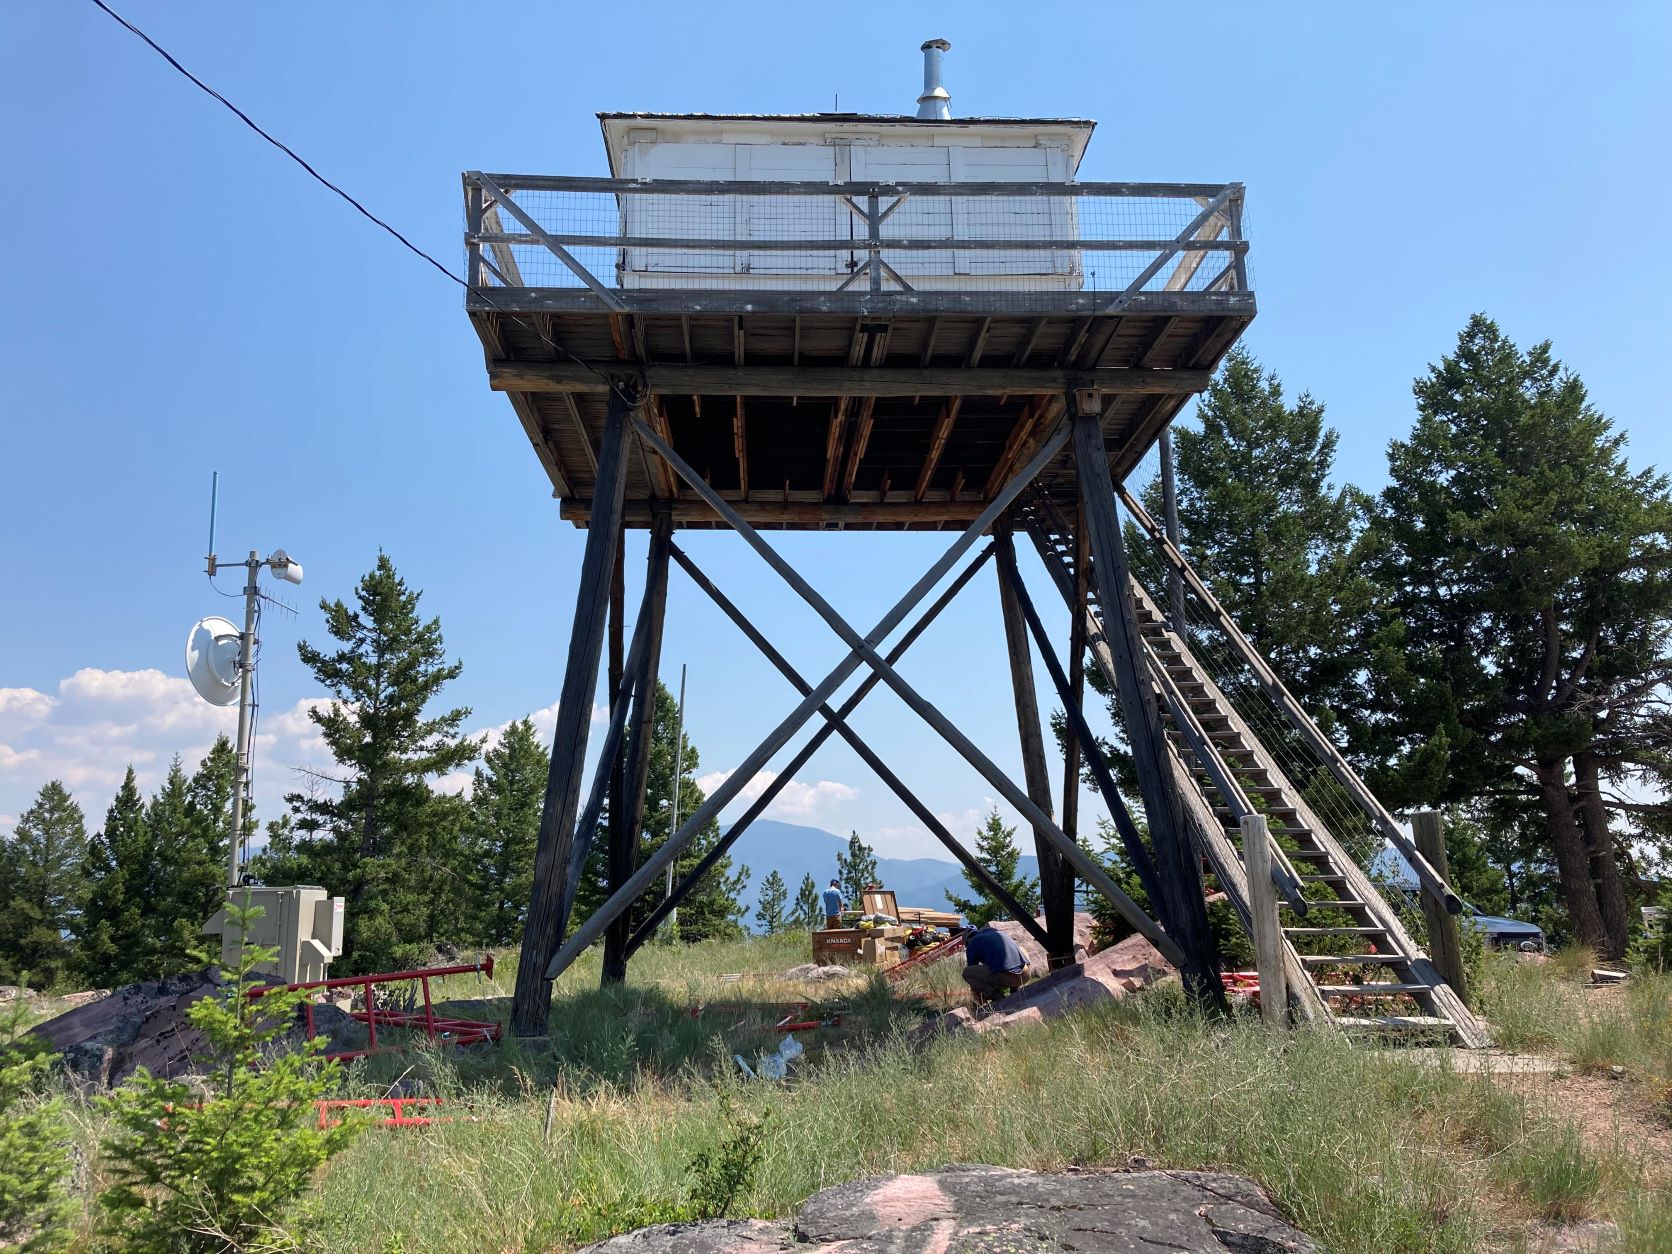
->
<box><xmin>820</xmin><ymin>879</ymin><xmax>845</xmax><ymax>930</ymax></box>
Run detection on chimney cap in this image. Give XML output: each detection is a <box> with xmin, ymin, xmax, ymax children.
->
<box><xmin>921</xmin><ymin>38</ymin><xmax>951</xmax><ymax>52</ymax></box>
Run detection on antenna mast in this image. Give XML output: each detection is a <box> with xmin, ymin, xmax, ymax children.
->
<box><xmin>196</xmin><ymin>474</ymin><xmax>303</xmax><ymax>887</ymax></box>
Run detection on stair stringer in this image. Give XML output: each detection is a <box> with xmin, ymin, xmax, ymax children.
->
<box><xmin>1124</xmin><ymin>585</ymin><xmax>1490</xmax><ymax>1049</ymax></box>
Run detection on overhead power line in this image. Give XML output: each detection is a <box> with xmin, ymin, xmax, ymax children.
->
<box><xmin>86</xmin><ymin>0</ymin><xmax>645</xmax><ymax>405</ymax></box>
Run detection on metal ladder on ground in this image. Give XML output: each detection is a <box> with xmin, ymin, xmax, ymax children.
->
<box><xmin>1017</xmin><ymin>489</ymin><xmax>1489</xmax><ymax>1047</ymax></box>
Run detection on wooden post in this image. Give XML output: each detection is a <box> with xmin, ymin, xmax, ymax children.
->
<box><xmin>1240</xmin><ymin>813</ymin><xmax>1287</xmax><ymax>1027</ymax></box>
<box><xmin>1070</xmin><ymin>392</ymin><xmax>1224</xmax><ymax>1009</ymax></box>
<box><xmin>601</xmin><ymin>512</ymin><xmax>674</xmax><ymax>985</ymax></box>
<box><xmin>606</xmin><ymin>535</ymin><xmax>626</xmax><ymax>938</ymax></box>
<box><xmin>995</xmin><ymin>526</ymin><xmax>1074</xmax><ymax>964</ymax></box>
<box><xmin>511</xmin><ymin>389</ymin><xmax>632</xmax><ymax>1038</ymax></box>
<box><xmin>1412</xmin><ymin>809</ymin><xmax>1469</xmax><ymax>1006</ymax></box>
<box><xmin>1061</xmin><ymin>499</ymin><xmax>1089</xmax><ymax>862</ymax></box>
<box><xmin>1158</xmin><ymin>428</ymin><xmax>1186</xmax><ymax>630</ymax></box>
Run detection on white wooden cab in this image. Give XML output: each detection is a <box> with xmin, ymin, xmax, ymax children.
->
<box><xmin>598</xmin><ymin>113</ymin><xmax>1095</xmax><ymax>292</ymax></box>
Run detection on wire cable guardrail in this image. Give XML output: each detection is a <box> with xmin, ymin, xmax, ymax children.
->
<box><xmin>1117</xmin><ymin>452</ymin><xmax>1434</xmax><ymax>944</ymax></box>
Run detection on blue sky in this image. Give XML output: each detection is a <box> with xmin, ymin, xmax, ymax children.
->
<box><xmin>2</xmin><ymin>3</ymin><xmax>1668</xmax><ymax>861</ymax></box>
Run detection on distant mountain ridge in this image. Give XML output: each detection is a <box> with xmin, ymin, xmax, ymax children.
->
<box><xmin>723</xmin><ymin>819</ymin><xmax>1040</xmax><ymax>926</ymax></box>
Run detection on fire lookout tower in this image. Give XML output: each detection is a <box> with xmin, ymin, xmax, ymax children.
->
<box><xmin>462</xmin><ymin>41</ymin><xmax>1486</xmax><ymax>1046</ymax></box>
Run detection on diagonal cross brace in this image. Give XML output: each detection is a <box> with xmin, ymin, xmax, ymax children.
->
<box><xmin>623</xmin><ymin>545</ymin><xmax>1000</xmax><ymax>957</ymax></box>
<box><xmin>629</xmin><ymin>417</ymin><xmax>1185</xmax><ymax>966</ymax></box>
<box><xmin>542</xmin><ymin>419</ymin><xmax>1077</xmax><ymax>979</ymax></box>
<box><xmin>993</xmin><ymin>536</ymin><xmax>1164</xmax><ymax>908</ymax></box>
<box><xmin>667</xmin><ymin>543</ymin><xmax>1052</xmax><ymax>949</ymax></box>
<box><xmin>470</xmin><ymin>172</ymin><xmax>627</xmax><ymax>310</ymax></box>
<box><xmin>559</xmin><ymin>603</ymin><xmax>653</xmax><ymax>929</ymax></box>
<box><xmin>1100</xmin><ymin>185</ymin><xmax>1236</xmax><ymax>315</ymax></box>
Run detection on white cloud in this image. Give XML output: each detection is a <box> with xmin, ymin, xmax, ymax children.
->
<box><xmin>0</xmin><ymin>744</ymin><xmax>43</xmax><ymax>773</ymax></box>
<box><xmin>695</xmin><ymin>767</ymin><xmax>858</xmax><ymax>820</ymax></box>
<box><xmin>0</xmin><ymin>688</ymin><xmax>55</xmax><ymax>736</ymax></box>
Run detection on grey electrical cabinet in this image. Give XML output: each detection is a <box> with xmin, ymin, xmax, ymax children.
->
<box><xmin>203</xmin><ymin>885</ymin><xmax>345</xmax><ymax>984</ymax></box>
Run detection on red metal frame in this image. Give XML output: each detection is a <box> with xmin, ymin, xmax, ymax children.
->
<box><xmin>246</xmin><ymin>958</ymin><xmax>502</xmax><ymax>1061</ymax></box>
<box><xmin>315</xmin><ymin>1097</ymin><xmax>449</xmax><ymax>1129</ymax></box>
<box><xmin>885</xmin><ymin>931</ymin><xmax>966</xmax><ymax>982</ymax></box>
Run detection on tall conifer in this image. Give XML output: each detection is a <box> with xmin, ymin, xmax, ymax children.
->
<box><xmin>0</xmin><ymin>781</ymin><xmax>87</xmax><ymax>987</ymax></box>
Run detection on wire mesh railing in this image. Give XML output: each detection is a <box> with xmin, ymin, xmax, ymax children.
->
<box><xmin>463</xmin><ymin>174</ymin><xmax>1247</xmax><ymax>307</ymax></box>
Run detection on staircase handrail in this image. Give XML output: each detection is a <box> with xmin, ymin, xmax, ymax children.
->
<box><xmin>1116</xmin><ymin>485</ymin><xmax>1464</xmax><ymax>915</ymax></box>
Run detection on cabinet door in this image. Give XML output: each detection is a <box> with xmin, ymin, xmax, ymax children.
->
<box><xmin>852</xmin><ymin>145</ymin><xmax>954</xmax><ymax>279</ymax></box>
<box><xmin>949</xmin><ymin>146</ymin><xmax>1069</xmax><ymax>276</ymax></box>
<box><xmin>738</xmin><ymin>143</ymin><xmax>840</xmax><ymax>276</ymax></box>
<box><xmin>628</xmin><ymin>142</ymin><xmax>740</xmax><ymax>274</ymax></box>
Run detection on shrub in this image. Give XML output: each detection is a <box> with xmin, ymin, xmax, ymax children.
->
<box><xmin>97</xmin><ymin>898</ymin><xmax>361</xmax><ymax>1251</ymax></box>
<box><xmin>0</xmin><ymin>979</ymin><xmax>74</xmax><ymax>1251</ymax></box>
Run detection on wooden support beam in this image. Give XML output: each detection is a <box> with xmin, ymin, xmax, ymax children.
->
<box><xmin>560</xmin><ymin>495</ymin><xmax>990</xmax><ymax>528</ymax></box>
<box><xmin>1413</xmin><ymin>810</ymin><xmax>1469</xmax><ymax>1006</ymax></box>
<box><xmin>512</xmin><ymin>391</ymin><xmax>633</xmax><ymax>1038</ymax></box>
<box><xmin>624</xmin><ymin>545</ymin><xmax>1002</xmax><ymax>956</ymax></box>
<box><xmin>1241</xmin><ymin>813</ymin><xmax>1288</xmax><ymax>1027</ymax></box>
<box><xmin>559</xmin><ymin>603</ymin><xmax>653</xmax><ymax>928</ymax></box>
<box><xmin>994</xmin><ymin>528</ymin><xmax>1075</xmax><ymax>962</ymax></box>
<box><xmin>839</xmin><ymin>397</ymin><xmax>878</xmax><ymax>501</ymax></box>
<box><xmin>1062</xmin><ymin>500</ymin><xmax>1089</xmax><ymax>856</ymax></box>
<box><xmin>733</xmin><ymin>397</ymin><xmax>749</xmax><ymax>500</ymax></box>
<box><xmin>543</xmin><ymin>417</ymin><xmax>1079</xmax><ymax>981</ymax></box>
<box><xmin>1071</xmin><ymin>396</ymin><xmax>1223</xmax><ymax>1008</ymax></box>
<box><xmin>996</xmin><ymin>531</ymin><xmax>1164</xmax><ymax>909</ymax></box>
<box><xmin>664</xmin><ymin>544</ymin><xmax>1053</xmax><ymax>950</ymax></box>
<box><xmin>625</xmin><ymin>416</ymin><xmax>1183</xmax><ymax>966</ymax></box>
<box><xmin>914</xmin><ymin>397</ymin><xmax>962</xmax><ymax>502</ymax></box>
<box><xmin>488</xmin><ymin>361</ymin><xmax>1211</xmax><ymax>398</ymax></box>
<box><xmin>601</xmin><ymin>513</ymin><xmax>674</xmax><ymax>985</ymax></box>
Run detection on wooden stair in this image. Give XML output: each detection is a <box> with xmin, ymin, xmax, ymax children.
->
<box><xmin>1018</xmin><ymin>490</ymin><xmax>1489</xmax><ymax>1047</ymax></box>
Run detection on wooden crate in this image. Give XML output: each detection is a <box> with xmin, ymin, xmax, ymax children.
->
<box><xmin>811</xmin><ymin>928</ymin><xmax>863</xmax><ymax>962</ymax></box>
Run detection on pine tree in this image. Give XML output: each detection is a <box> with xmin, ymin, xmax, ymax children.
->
<box><xmin>836</xmin><ymin>831</ymin><xmax>880</xmax><ymax>905</ymax></box>
<box><xmin>0</xmin><ymin>781</ymin><xmax>87</xmax><ymax>988</ymax></box>
<box><xmin>791</xmin><ymin>873</ymin><xmax>821</xmax><ymax>930</ymax></box>
<box><xmin>176</xmin><ymin>737</ymin><xmax>242</xmax><ymax>936</ymax></box>
<box><xmin>463</xmin><ymin>718</ymin><xmax>549</xmax><ymax>947</ymax></box>
<box><xmin>1361</xmin><ymin>315</ymin><xmax>1672</xmax><ymax>956</ymax></box>
<box><xmin>75</xmin><ymin>768</ymin><xmax>158</xmax><ymax>987</ymax></box>
<box><xmin>1152</xmin><ymin>346</ymin><xmax>1371</xmax><ymax>715</ymax></box>
<box><xmin>573</xmin><ymin>681</ymin><xmax>748</xmax><ymax>944</ymax></box>
<box><xmin>945</xmin><ymin>809</ymin><xmax>1041</xmax><ymax>926</ymax></box>
<box><xmin>143</xmin><ymin>757</ymin><xmax>201</xmax><ymax>972</ymax></box>
<box><xmin>268</xmin><ymin>554</ymin><xmax>480</xmax><ymax>970</ymax></box>
<box><xmin>753</xmin><ymin>870</ymin><xmax>788</xmax><ymax>935</ymax></box>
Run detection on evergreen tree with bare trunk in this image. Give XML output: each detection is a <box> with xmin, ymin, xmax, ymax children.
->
<box><xmin>1360</xmin><ymin>315</ymin><xmax>1672</xmax><ymax>957</ymax></box>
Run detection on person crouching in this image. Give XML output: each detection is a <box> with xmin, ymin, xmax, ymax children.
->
<box><xmin>961</xmin><ymin>923</ymin><xmax>1030</xmax><ymax>1005</ymax></box>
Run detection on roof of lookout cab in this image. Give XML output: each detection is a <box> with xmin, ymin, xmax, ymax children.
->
<box><xmin>597</xmin><ymin>112</ymin><xmax>1097</xmax><ymax>178</ymax></box>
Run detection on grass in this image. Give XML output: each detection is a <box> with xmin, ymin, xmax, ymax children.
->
<box><xmin>30</xmin><ymin>938</ymin><xmax>1672</xmax><ymax>1251</ymax></box>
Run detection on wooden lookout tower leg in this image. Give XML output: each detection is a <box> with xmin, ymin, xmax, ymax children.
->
<box><xmin>1069</xmin><ymin>391</ymin><xmax>1224</xmax><ymax>1010</ymax></box>
<box><xmin>601</xmin><ymin>511</ymin><xmax>674</xmax><ymax>986</ymax></box>
<box><xmin>512</xmin><ymin>390</ymin><xmax>633</xmax><ymax>1039</ymax></box>
<box><xmin>994</xmin><ymin>526</ymin><xmax>1076</xmax><ymax>965</ymax></box>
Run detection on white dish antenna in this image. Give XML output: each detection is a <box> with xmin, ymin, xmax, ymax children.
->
<box><xmin>185</xmin><ymin>616</ymin><xmax>243</xmax><ymax>706</ymax></box>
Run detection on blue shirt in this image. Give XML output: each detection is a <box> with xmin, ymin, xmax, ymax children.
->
<box><xmin>965</xmin><ymin>926</ymin><xmax>1025</xmax><ymax>974</ymax></box>
<box><xmin>821</xmin><ymin>887</ymin><xmax>844</xmax><ymax>916</ymax></box>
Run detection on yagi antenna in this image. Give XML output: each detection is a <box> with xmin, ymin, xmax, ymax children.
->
<box><xmin>187</xmin><ymin>472</ymin><xmax>307</xmax><ymax>888</ymax></box>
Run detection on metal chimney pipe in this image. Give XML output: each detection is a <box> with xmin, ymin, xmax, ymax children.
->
<box><xmin>916</xmin><ymin>38</ymin><xmax>952</xmax><ymax>120</ymax></box>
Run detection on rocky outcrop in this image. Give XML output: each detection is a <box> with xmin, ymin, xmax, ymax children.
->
<box><xmin>911</xmin><ymin>932</ymin><xmax>1173</xmax><ymax>1043</ymax></box>
<box><xmin>990</xmin><ymin>910</ymin><xmax>1099</xmax><ymax>972</ymax></box>
<box><xmin>28</xmin><ymin>968</ymin><xmax>225</xmax><ymax>1087</ymax></box>
<box><xmin>579</xmin><ymin>1164</ymin><xmax>1315</xmax><ymax>1252</ymax></box>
